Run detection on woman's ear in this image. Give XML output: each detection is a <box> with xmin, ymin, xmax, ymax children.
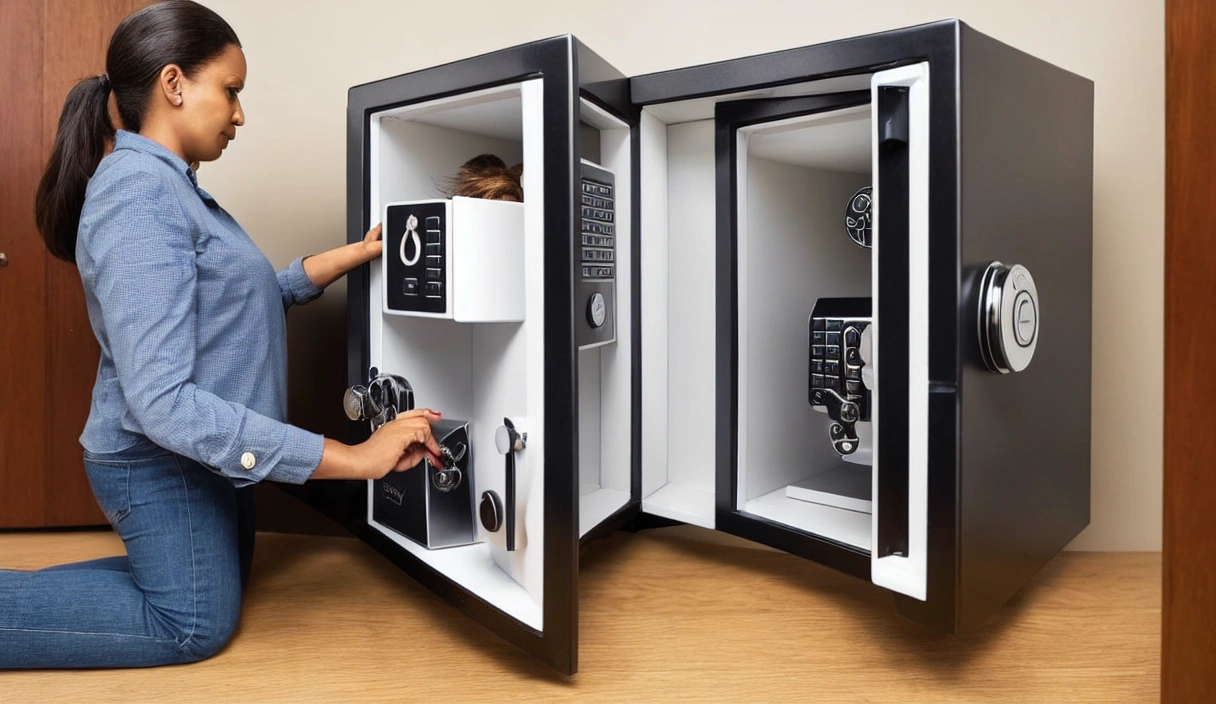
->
<box><xmin>159</xmin><ymin>64</ymin><xmax>184</xmax><ymax>106</ymax></box>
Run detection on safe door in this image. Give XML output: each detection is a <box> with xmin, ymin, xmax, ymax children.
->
<box><xmin>284</xmin><ymin>36</ymin><xmax>640</xmax><ymax>676</ymax></box>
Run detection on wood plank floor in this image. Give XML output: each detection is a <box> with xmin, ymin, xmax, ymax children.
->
<box><xmin>0</xmin><ymin>527</ymin><xmax>1159</xmax><ymax>702</ymax></box>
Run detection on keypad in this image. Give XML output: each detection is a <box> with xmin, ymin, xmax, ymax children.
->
<box><xmin>423</xmin><ymin>221</ymin><xmax>443</xmax><ymax>299</ymax></box>
<box><xmin>809</xmin><ymin>315</ymin><xmax>871</xmax><ymax>419</ymax></box>
<box><xmin>580</xmin><ymin>178</ymin><xmax>615</xmax><ymax>281</ymax></box>
<box><xmin>385</xmin><ymin>202</ymin><xmax>446</xmax><ymax>313</ymax></box>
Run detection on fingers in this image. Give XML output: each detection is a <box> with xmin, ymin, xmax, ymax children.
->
<box><xmin>394</xmin><ymin>448</ymin><xmax>427</xmax><ymax>473</ymax></box>
<box><xmin>421</xmin><ymin>435</ymin><xmax>443</xmax><ymax>464</ymax></box>
<box><xmin>393</xmin><ymin>443</ymin><xmax>440</xmax><ymax>472</ymax></box>
<box><xmin>399</xmin><ymin>407</ymin><xmax>442</xmax><ymax>421</ymax></box>
<box><xmin>365</xmin><ymin>223</ymin><xmax>383</xmax><ymax>243</ymax></box>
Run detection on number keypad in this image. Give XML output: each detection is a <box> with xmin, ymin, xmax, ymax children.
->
<box><xmin>808</xmin><ymin>298</ymin><xmax>872</xmax><ymax>457</ymax></box>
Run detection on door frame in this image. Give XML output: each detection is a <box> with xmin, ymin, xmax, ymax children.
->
<box><xmin>1163</xmin><ymin>0</ymin><xmax>1216</xmax><ymax>700</ymax></box>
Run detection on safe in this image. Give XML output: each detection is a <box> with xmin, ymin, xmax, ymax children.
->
<box><xmin>286</xmin><ymin>19</ymin><xmax>1093</xmax><ymax>675</ymax></box>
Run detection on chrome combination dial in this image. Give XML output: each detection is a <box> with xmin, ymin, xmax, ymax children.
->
<box><xmin>978</xmin><ymin>262</ymin><xmax>1040</xmax><ymax>374</ymax></box>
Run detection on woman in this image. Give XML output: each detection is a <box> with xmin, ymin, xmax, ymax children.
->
<box><xmin>0</xmin><ymin>0</ymin><xmax>441</xmax><ymax>668</ymax></box>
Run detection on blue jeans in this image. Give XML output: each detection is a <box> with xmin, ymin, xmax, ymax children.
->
<box><xmin>0</xmin><ymin>442</ymin><xmax>256</xmax><ymax>668</ymax></box>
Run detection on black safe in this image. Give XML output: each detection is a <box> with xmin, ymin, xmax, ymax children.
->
<box><xmin>286</xmin><ymin>19</ymin><xmax>1094</xmax><ymax>675</ymax></box>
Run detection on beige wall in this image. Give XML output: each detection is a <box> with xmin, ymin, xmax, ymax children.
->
<box><xmin>196</xmin><ymin>0</ymin><xmax>1163</xmax><ymax>551</ymax></box>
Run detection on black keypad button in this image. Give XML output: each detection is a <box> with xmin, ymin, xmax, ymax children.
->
<box><xmin>825</xmin><ymin>360</ymin><xmax>840</xmax><ymax>377</ymax></box>
<box><xmin>812</xmin><ymin>318</ymin><xmax>826</xmax><ymax>331</ymax></box>
<box><xmin>824</xmin><ymin>377</ymin><xmax>840</xmax><ymax>392</ymax></box>
<box><xmin>812</xmin><ymin>375</ymin><xmax>825</xmax><ymax>389</ymax></box>
<box><xmin>811</xmin><ymin>360</ymin><xmax>823</xmax><ymax>374</ymax></box>
<box><xmin>426</xmin><ymin>242</ymin><xmax>442</xmax><ymax>256</ymax></box>
<box><xmin>846</xmin><ymin>348</ymin><xmax>862</xmax><ymax>366</ymax></box>
<box><xmin>425</xmin><ymin>216</ymin><xmax>441</xmax><ymax>230</ymax></box>
<box><xmin>825</xmin><ymin>332</ymin><xmax>842</xmax><ymax>347</ymax></box>
<box><xmin>426</xmin><ymin>268</ymin><xmax>442</xmax><ymax>281</ymax></box>
<box><xmin>826</xmin><ymin>345</ymin><xmax>841</xmax><ymax>361</ymax></box>
<box><xmin>846</xmin><ymin>380</ymin><xmax>863</xmax><ymax>395</ymax></box>
<box><xmin>845</xmin><ymin>365</ymin><xmax>862</xmax><ymax>380</ymax></box>
<box><xmin>426</xmin><ymin>230</ymin><xmax>442</xmax><ymax>245</ymax></box>
<box><xmin>811</xmin><ymin>345</ymin><xmax>825</xmax><ymax>359</ymax></box>
<box><xmin>811</xmin><ymin>389</ymin><xmax>826</xmax><ymax>406</ymax></box>
<box><xmin>826</xmin><ymin>319</ymin><xmax>843</xmax><ymax>331</ymax></box>
<box><xmin>425</xmin><ymin>281</ymin><xmax>442</xmax><ymax>297</ymax></box>
<box><xmin>845</xmin><ymin>328</ymin><xmax>861</xmax><ymax>347</ymax></box>
<box><xmin>403</xmin><ymin>278</ymin><xmax>419</xmax><ymax>296</ymax></box>
<box><xmin>426</xmin><ymin>255</ymin><xmax>442</xmax><ymax>269</ymax></box>
<box><xmin>812</xmin><ymin>332</ymin><xmax>825</xmax><ymax>346</ymax></box>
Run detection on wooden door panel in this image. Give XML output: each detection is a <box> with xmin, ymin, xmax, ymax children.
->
<box><xmin>40</xmin><ymin>0</ymin><xmax>152</xmax><ymax>527</ymax></box>
<box><xmin>1164</xmin><ymin>0</ymin><xmax>1216</xmax><ymax>699</ymax></box>
<box><xmin>0</xmin><ymin>0</ymin><xmax>48</xmax><ymax>529</ymax></box>
<box><xmin>1</xmin><ymin>0</ymin><xmax>152</xmax><ymax>529</ymax></box>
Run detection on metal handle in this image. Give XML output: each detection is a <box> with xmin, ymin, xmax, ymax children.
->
<box><xmin>0</xmin><ymin>252</ymin><xmax>8</xmax><ymax>267</ymax></box>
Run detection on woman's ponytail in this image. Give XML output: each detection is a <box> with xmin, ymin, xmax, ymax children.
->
<box><xmin>33</xmin><ymin>1</ymin><xmax>240</xmax><ymax>264</ymax></box>
<box><xmin>35</xmin><ymin>74</ymin><xmax>115</xmax><ymax>264</ymax></box>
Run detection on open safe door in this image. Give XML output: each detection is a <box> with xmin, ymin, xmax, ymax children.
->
<box><xmin>284</xmin><ymin>36</ymin><xmax>640</xmax><ymax>675</ymax></box>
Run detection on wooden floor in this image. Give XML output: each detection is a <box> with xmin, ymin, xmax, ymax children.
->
<box><xmin>0</xmin><ymin>526</ymin><xmax>1159</xmax><ymax>702</ymax></box>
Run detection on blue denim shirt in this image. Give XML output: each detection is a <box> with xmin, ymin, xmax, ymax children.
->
<box><xmin>75</xmin><ymin>130</ymin><xmax>325</xmax><ymax>486</ymax></box>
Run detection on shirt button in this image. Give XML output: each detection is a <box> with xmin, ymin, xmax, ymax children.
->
<box><xmin>240</xmin><ymin>452</ymin><xmax>257</xmax><ymax>470</ymax></box>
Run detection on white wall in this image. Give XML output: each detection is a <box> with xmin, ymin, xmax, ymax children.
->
<box><xmin>196</xmin><ymin>0</ymin><xmax>1163</xmax><ymax>551</ymax></box>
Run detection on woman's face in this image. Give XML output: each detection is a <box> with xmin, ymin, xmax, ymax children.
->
<box><xmin>177</xmin><ymin>44</ymin><xmax>246</xmax><ymax>165</ymax></box>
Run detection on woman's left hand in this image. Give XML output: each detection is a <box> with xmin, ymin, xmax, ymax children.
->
<box><xmin>355</xmin><ymin>223</ymin><xmax>383</xmax><ymax>265</ymax></box>
<box><xmin>303</xmin><ymin>223</ymin><xmax>385</xmax><ymax>290</ymax></box>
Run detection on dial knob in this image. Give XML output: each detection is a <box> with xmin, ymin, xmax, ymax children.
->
<box><xmin>978</xmin><ymin>262</ymin><xmax>1040</xmax><ymax>374</ymax></box>
<box><xmin>343</xmin><ymin>385</ymin><xmax>369</xmax><ymax>421</ymax></box>
<box><xmin>479</xmin><ymin>491</ymin><xmax>503</xmax><ymax>532</ymax></box>
<box><xmin>587</xmin><ymin>292</ymin><xmax>607</xmax><ymax>328</ymax></box>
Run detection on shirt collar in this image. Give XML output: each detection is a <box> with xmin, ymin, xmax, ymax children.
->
<box><xmin>113</xmin><ymin>130</ymin><xmax>216</xmax><ymax>204</ymax></box>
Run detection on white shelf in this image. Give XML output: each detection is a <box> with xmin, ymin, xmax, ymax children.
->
<box><xmin>580</xmin><ymin>487</ymin><xmax>631</xmax><ymax>538</ymax></box>
<box><xmin>368</xmin><ymin>519</ymin><xmax>542</xmax><ymax>631</ymax></box>
<box><xmin>785</xmin><ymin>465</ymin><xmax>872</xmax><ymax>513</ymax></box>
<box><xmin>643</xmin><ymin>483</ymin><xmax>715</xmax><ymax>529</ymax></box>
<box><xmin>744</xmin><ymin>487</ymin><xmax>871</xmax><ymax>552</ymax></box>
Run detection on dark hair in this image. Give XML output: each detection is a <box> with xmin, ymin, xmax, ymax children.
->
<box><xmin>35</xmin><ymin>0</ymin><xmax>240</xmax><ymax>263</ymax></box>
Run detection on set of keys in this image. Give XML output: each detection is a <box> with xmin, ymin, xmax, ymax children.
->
<box><xmin>432</xmin><ymin>442</ymin><xmax>466</xmax><ymax>492</ymax></box>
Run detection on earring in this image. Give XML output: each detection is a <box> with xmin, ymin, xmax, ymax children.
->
<box><xmin>175</xmin><ymin>96</ymin><xmax>182</xmax><ymax>105</ymax></box>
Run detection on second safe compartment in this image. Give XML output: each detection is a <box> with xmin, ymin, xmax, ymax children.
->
<box><xmin>731</xmin><ymin>100</ymin><xmax>876</xmax><ymax>550</ymax></box>
<box><xmin>637</xmin><ymin>78</ymin><xmax>884</xmax><ymax>547</ymax></box>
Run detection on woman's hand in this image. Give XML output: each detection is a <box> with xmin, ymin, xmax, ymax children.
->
<box><xmin>312</xmin><ymin>407</ymin><xmax>444</xmax><ymax>481</ymax></box>
<box><xmin>302</xmin><ymin>224</ymin><xmax>383</xmax><ymax>290</ymax></box>
<box><xmin>356</xmin><ymin>223</ymin><xmax>383</xmax><ymax>263</ymax></box>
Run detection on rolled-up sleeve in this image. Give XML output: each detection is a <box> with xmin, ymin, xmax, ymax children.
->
<box><xmin>277</xmin><ymin>256</ymin><xmax>323</xmax><ymax>311</ymax></box>
<box><xmin>81</xmin><ymin>169</ymin><xmax>323</xmax><ymax>485</ymax></box>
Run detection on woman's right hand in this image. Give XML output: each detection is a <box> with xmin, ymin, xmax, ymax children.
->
<box><xmin>312</xmin><ymin>408</ymin><xmax>444</xmax><ymax>481</ymax></box>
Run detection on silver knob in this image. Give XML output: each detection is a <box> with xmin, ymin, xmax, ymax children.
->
<box><xmin>978</xmin><ymin>261</ymin><xmax>1040</xmax><ymax>374</ymax></box>
<box><xmin>0</xmin><ymin>252</ymin><xmax>8</xmax><ymax>267</ymax></box>
<box><xmin>495</xmin><ymin>418</ymin><xmax>526</xmax><ymax>454</ymax></box>
<box><xmin>343</xmin><ymin>385</ymin><xmax>370</xmax><ymax>421</ymax></box>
